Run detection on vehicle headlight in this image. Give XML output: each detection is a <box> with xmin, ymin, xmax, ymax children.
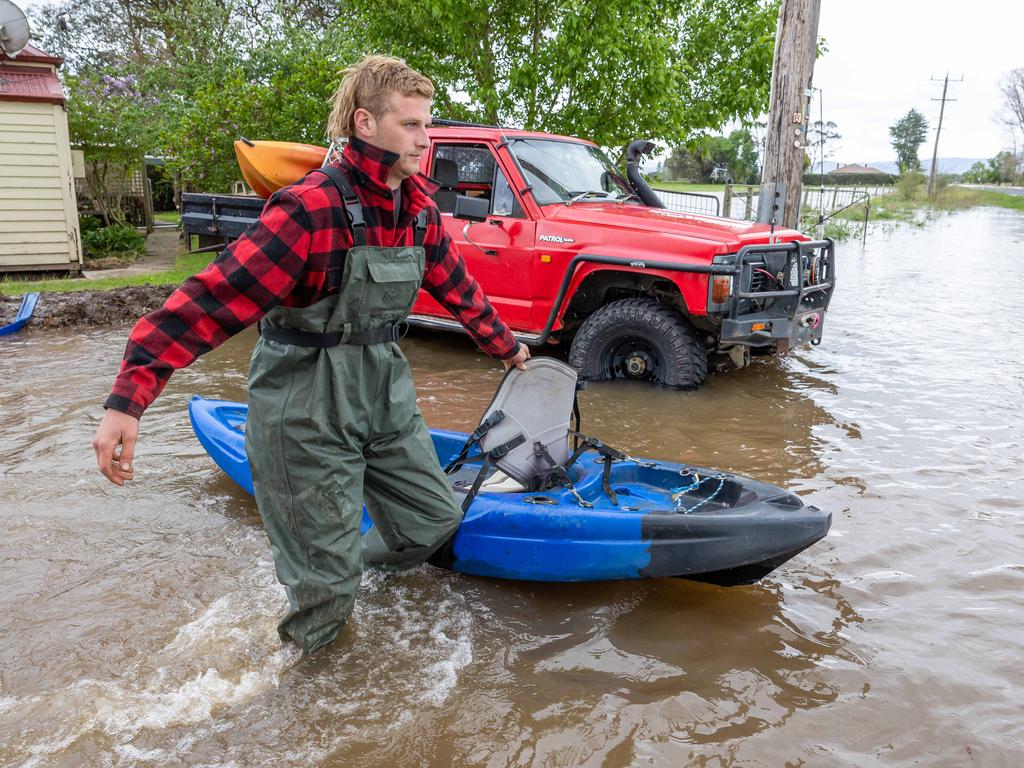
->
<box><xmin>787</xmin><ymin>259</ymin><xmax>800</xmax><ymax>287</ymax></box>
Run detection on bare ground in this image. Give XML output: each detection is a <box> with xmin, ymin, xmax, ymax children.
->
<box><xmin>0</xmin><ymin>285</ymin><xmax>176</xmax><ymax>329</ymax></box>
<box><xmin>1</xmin><ymin>228</ymin><xmax>183</xmax><ymax>330</ymax></box>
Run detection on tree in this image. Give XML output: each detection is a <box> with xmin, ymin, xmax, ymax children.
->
<box><xmin>350</xmin><ymin>0</ymin><xmax>779</xmax><ymax>153</ymax></box>
<box><xmin>166</xmin><ymin>26</ymin><xmax>361</xmax><ymax>191</ymax></box>
<box><xmin>889</xmin><ymin>109</ymin><xmax>929</xmax><ymax>174</ymax></box>
<box><xmin>1000</xmin><ymin>68</ymin><xmax>1024</xmax><ymax>140</ymax></box>
<box><xmin>997</xmin><ymin>69</ymin><xmax>1024</xmax><ymax>184</ymax></box>
<box><xmin>64</xmin><ymin>70</ymin><xmax>160</xmax><ymax>223</ymax></box>
<box><xmin>806</xmin><ymin>119</ymin><xmax>840</xmax><ymax>168</ymax></box>
<box><xmin>665</xmin><ymin>129</ymin><xmax>760</xmax><ymax>183</ymax></box>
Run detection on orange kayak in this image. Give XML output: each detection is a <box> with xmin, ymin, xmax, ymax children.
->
<box><xmin>233</xmin><ymin>140</ymin><xmax>328</xmax><ymax>198</ymax></box>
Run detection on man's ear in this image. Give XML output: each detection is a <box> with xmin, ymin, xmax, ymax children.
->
<box><xmin>353</xmin><ymin>107</ymin><xmax>376</xmax><ymax>140</ymax></box>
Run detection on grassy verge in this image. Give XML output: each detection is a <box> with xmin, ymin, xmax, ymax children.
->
<box><xmin>651</xmin><ymin>182</ymin><xmax>727</xmax><ymax>194</ymax></box>
<box><xmin>1</xmin><ymin>248</ymin><xmax>211</xmax><ymax>295</ymax></box>
<box><xmin>153</xmin><ymin>211</ymin><xmax>182</xmax><ymax>224</ymax></box>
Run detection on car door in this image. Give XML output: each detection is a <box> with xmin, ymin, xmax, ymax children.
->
<box><xmin>417</xmin><ymin>142</ymin><xmax>537</xmax><ymax>331</ymax></box>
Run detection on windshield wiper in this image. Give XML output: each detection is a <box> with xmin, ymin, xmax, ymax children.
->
<box><xmin>565</xmin><ymin>191</ymin><xmax>612</xmax><ymax>206</ymax></box>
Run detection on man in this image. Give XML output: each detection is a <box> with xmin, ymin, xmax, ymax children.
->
<box><xmin>92</xmin><ymin>55</ymin><xmax>530</xmax><ymax>655</ymax></box>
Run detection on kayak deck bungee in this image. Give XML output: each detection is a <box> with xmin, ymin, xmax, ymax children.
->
<box><xmin>189</xmin><ymin>396</ymin><xmax>830</xmax><ymax>584</ymax></box>
<box><xmin>0</xmin><ymin>292</ymin><xmax>39</xmax><ymax>337</ymax></box>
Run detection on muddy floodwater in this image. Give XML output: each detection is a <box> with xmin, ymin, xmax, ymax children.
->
<box><xmin>1</xmin><ymin>207</ymin><xmax>1023</xmax><ymax>767</ymax></box>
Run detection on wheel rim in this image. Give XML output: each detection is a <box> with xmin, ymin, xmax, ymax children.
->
<box><xmin>600</xmin><ymin>336</ymin><xmax>662</xmax><ymax>381</ymax></box>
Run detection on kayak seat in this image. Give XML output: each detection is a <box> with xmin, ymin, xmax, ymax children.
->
<box><xmin>444</xmin><ymin>358</ymin><xmax>580</xmax><ymax>509</ymax></box>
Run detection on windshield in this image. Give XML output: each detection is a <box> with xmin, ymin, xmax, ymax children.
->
<box><xmin>508</xmin><ymin>139</ymin><xmax>636</xmax><ymax>205</ymax></box>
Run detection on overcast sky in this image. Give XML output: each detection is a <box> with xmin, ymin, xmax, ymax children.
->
<box><xmin>814</xmin><ymin>0</ymin><xmax>1023</xmax><ymax>164</ymax></box>
<box><xmin>16</xmin><ymin>0</ymin><xmax>1023</xmax><ymax>165</ymax></box>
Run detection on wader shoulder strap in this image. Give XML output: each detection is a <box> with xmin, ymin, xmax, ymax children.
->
<box><xmin>321</xmin><ymin>165</ymin><xmax>429</xmax><ymax>250</ymax></box>
<box><xmin>319</xmin><ymin>165</ymin><xmax>367</xmax><ymax>247</ymax></box>
<box><xmin>414</xmin><ymin>209</ymin><xmax>428</xmax><ymax>248</ymax></box>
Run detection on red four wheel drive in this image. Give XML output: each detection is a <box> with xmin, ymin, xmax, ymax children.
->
<box><xmin>182</xmin><ymin>120</ymin><xmax>835</xmax><ymax>388</ymax></box>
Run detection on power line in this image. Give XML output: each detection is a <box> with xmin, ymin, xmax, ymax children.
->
<box><xmin>927</xmin><ymin>72</ymin><xmax>963</xmax><ymax>197</ymax></box>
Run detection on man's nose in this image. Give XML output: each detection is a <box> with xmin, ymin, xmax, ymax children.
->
<box><xmin>417</xmin><ymin>128</ymin><xmax>430</xmax><ymax>148</ymax></box>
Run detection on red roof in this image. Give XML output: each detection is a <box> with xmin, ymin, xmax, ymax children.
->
<box><xmin>1</xmin><ymin>43</ymin><xmax>63</xmax><ymax>66</ymax></box>
<box><xmin>0</xmin><ymin>62</ymin><xmax>65</xmax><ymax>105</ymax></box>
<box><xmin>0</xmin><ymin>42</ymin><xmax>64</xmax><ymax>105</ymax></box>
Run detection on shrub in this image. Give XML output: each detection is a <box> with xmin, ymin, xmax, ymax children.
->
<box><xmin>82</xmin><ymin>223</ymin><xmax>146</xmax><ymax>262</ymax></box>
<box><xmin>78</xmin><ymin>215</ymin><xmax>104</xmax><ymax>233</ymax></box>
<box><xmin>895</xmin><ymin>171</ymin><xmax>926</xmax><ymax>200</ymax></box>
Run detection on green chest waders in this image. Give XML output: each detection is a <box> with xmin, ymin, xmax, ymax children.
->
<box><xmin>244</xmin><ymin>166</ymin><xmax>464</xmax><ymax>655</ymax></box>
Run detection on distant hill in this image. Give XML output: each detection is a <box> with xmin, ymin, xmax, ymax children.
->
<box><xmin>811</xmin><ymin>158</ymin><xmax>985</xmax><ymax>175</ymax></box>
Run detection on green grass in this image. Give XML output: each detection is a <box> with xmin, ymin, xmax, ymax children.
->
<box><xmin>153</xmin><ymin>211</ymin><xmax>181</xmax><ymax>224</ymax></box>
<box><xmin>651</xmin><ymin>182</ymin><xmax>728</xmax><ymax>194</ymax></box>
<box><xmin>1</xmin><ymin>248</ymin><xmax>211</xmax><ymax>295</ymax></box>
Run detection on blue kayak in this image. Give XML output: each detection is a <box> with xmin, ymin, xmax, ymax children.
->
<box><xmin>189</xmin><ymin>396</ymin><xmax>830</xmax><ymax>584</ymax></box>
<box><xmin>0</xmin><ymin>292</ymin><xmax>39</xmax><ymax>337</ymax></box>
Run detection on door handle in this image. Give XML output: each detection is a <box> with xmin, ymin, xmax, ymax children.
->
<box><xmin>462</xmin><ymin>221</ymin><xmax>499</xmax><ymax>256</ymax></box>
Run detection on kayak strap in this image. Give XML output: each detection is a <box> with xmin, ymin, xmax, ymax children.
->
<box><xmin>444</xmin><ymin>410</ymin><xmax>534</xmax><ymax>511</ymax></box>
<box><xmin>444</xmin><ymin>409</ymin><xmax>507</xmax><ymax>474</ymax></box>
<box><xmin>532</xmin><ymin>441</ymin><xmax>593</xmax><ymax>508</ymax></box>
<box><xmin>544</xmin><ymin>432</ymin><xmax>629</xmax><ymax>507</ymax></box>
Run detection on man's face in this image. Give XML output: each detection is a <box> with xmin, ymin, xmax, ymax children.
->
<box><xmin>354</xmin><ymin>94</ymin><xmax>432</xmax><ymax>185</ymax></box>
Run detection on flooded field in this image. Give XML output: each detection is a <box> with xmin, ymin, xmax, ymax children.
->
<box><xmin>1</xmin><ymin>207</ymin><xmax>1022</xmax><ymax>767</ymax></box>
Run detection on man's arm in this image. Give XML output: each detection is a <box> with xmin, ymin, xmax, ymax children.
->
<box><xmin>94</xmin><ymin>189</ymin><xmax>313</xmax><ymax>485</ymax></box>
<box><xmin>421</xmin><ymin>211</ymin><xmax>527</xmax><ymax>367</ymax></box>
<box><xmin>106</xmin><ymin>190</ymin><xmax>312</xmax><ymax>419</ymax></box>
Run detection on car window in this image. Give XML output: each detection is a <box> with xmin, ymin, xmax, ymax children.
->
<box><xmin>491</xmin><ymin>165</ymin><xmax>524</xmax><ymax>218</ymax></box>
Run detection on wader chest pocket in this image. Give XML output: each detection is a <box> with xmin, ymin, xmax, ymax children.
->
<box><xmin>364</xmin><ymin>254</ymin><xmax>422</xmax><ymax>313</ymax></box>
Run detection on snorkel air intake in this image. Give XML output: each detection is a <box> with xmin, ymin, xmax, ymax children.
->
<box><xmin>626</xmin><ymin>140</ymin><xmax>665</xmax><ymax>209</ymax></box>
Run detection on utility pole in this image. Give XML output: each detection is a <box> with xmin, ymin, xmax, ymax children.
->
<box><xmin>760</xmin><ymin>0</ymin><xmax>822</xmax><ymax>231</ymax></box>
<box><xmin>927</xmin><ymin>73</ymin><xmax>962</xmax><ymax>198</ymax></box>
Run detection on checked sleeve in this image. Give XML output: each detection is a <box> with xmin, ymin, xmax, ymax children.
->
<box><xmin>105</xmin><ymin>190</ymin><xmax>313</xmax><ymax>419</ymax></box>
<box><xmin>421</xmin><ymin>219</ymin><xmax>519</xmax><ymax>360</ymax></box>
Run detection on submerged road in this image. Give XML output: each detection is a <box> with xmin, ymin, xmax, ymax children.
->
<box><xmin>1</xmin><ymin>207</ymin><xmax>1023</xmax><ymax>766</ymax></box>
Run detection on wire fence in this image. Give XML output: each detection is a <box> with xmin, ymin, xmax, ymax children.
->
<box><xmin>652</xmin><ymin>188</ymin><xmax>721</xmax><ymax>216</ymax></box>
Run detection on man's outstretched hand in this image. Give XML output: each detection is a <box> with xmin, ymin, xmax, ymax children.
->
<box><xmin>502</xmin><ymin>342</ymin><xmax>531</xmax><ymax>371</ymax></box>
<box><xmin>93</xmin><ymin>409</ymin><xmax>140</xmax><ymax>486</ymax></box>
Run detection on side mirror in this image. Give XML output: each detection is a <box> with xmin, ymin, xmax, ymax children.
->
<box><xmin>453</xmin><ymin>194</ymin><xmax>489</xmax><ymax>223</ymax></box>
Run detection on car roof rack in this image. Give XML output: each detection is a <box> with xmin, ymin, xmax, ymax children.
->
<box><xmin>433</xmin><ymin>117</ymin><xmax>510</xmax><ymax>130</ymax></box>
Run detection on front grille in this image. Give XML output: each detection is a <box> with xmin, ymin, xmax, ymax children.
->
<box><xmin>748</xmin><ymin>269</ymin><xmax>766</xmax><ymax>293</ymax></box>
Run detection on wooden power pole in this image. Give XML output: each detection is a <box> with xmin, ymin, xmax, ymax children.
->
<box><xmin>927</xmin><ymin>73</ymin><xmax>961</xmax><ymax>198</ymax></box>
<box><xmin>759</xmin><ymin>0</ymin><xmax>822</xmax><ymax>231</ymax></box>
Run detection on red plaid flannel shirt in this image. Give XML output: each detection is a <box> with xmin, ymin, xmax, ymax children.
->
<box><xmin>106</xmin><ymin>137</ymin><xmax>518</xmax><ymax>419</ymax></box>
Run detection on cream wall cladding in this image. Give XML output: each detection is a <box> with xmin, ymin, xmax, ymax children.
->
<box><xmin>0</xmin><ymin>48</ymin><xmax>83</xmax><ymax>272</ymax></box>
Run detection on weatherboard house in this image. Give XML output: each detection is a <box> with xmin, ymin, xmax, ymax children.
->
<box><xmin>0</xmin><ymin>43</ymin><xmax>83</xmax><ymax>273</ymax></box>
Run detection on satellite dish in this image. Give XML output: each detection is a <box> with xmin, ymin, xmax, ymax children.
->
<box><xmin>0</xmin><ymin>0</ymin><xmax>31</xmax><ymax>58</ymax></box>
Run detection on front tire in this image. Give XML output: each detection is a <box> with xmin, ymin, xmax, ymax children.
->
<box><xmin>568</xmin><ymin>298</ymin><xmax>708</xmax><ymax>389</ymax></box>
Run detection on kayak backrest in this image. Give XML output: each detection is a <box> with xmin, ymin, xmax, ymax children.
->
<box><xmin>477</xmin><ymin>358</ymin><xmax>578</xmax><ymax>487</ymax></box>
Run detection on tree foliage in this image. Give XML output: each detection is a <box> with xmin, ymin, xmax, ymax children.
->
<box><xmin>806</xmin><ymin>119</ymin><xmax>840</xmax><ymax>164</ymax></box>
<box><xmin>63</xmin><ymin>71</ymin><xmax>159</xmax><ymax>223</ymax></box>
<box><xmin>350</xmin><ymin>0</ymin><xmax>779</xmax><ymax>153</ymax></box>
<box><xmin>889</xmin><ymin>109</ymin><xmax>929</xmax><ymax>175</ymax></box>
<box><xmin>665</xmin><ymin>129</ymin><xmax>760</xmax><ymax>183</ymax></box>
<box><xmin>961</xmin><ymin>152</ymin><xmax>1022</xmax><ymax>185</ymax></box>
<box><xmin>999</xmin><ymin>68</ymin><xmax>1024</xmax><ymax>141</ymax></box>
<box><xmin>30</xmin><ymin>0</ymin><xmax>779</xmax><ymax>196</ymax></box>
